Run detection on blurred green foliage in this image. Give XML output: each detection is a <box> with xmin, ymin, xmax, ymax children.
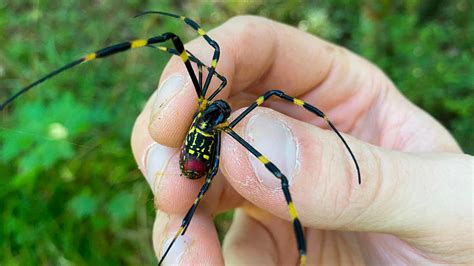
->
<box><xmin>0</xmin><ymin>0</ymin><xmax>472</xmax><ymax>264</ymax></box>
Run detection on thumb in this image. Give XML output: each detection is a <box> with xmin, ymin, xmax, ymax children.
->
<box><xmin>220</xmin><ymin>107</ymin><xmax>472</xmax><ymax>255</ymax></box>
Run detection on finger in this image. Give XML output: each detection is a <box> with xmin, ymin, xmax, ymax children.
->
<box><xmin>148</xmin><ymin>15</ymin><xmax>379</xmax><ymax>147</ymax></box>
<box><xmin>220</xmin><ymin>107</ymin><xmax>473</xmax><ymax>259</ymax></box>
<box><xmin>149</xmin><ymin>15</ymin><xmax>459</xmax><ymax>154</ymax></box>
<box><xmin>132</xmin><ymin>99</ymin><xmax>210</xmax><ymax>211</ymax></box>
<box><xmin>223</xmin><ymin>208</ymin><xmax>300</xmax><ymax>265</ymax></box>
<box><xmin>153</xmin><ymin>209</ymin><xmax>223</xmax><ymax>265</ymax></box>
<box><xmin>223</xmin><ymin>209</ymin><xmax>278</xmax><ymax>265</ymax></box>
<box><xmin>131</xmin><ymin>97</ymin><xmax>178</xmax><ymax>194</ymax></box>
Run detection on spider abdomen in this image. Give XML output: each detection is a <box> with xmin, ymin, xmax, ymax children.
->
<box><xmin>179</xmin><ymin>100</ymin><xmax>230</xmax><ymax>179</ymax></box>
<box><xmin>179</xmin><ymin>117</ymin><xmax>216</xmax><ymax>179</ymax></box>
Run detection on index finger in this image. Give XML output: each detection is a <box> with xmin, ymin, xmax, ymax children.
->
<box><xmin>149</xmin><ymin>15</ymin><xmax>370</xmax><ymax>147</ymax></box>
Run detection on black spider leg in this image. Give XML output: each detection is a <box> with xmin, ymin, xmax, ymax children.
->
<box><xmin>224</xmin><ymin>128</ymin><xmax>307</xmax><ymax>266</ymax></box>
<box><xmin>229</xmin><ymin>89</ymin><xmax>361</xmax><ymax>184</ymax></box>
<box><xmin>147</xmin><ymin>45</ymin><xmax>228</xmax><ymax>102</ymax></box>
<box><xmin>197</xmin><ymin>56</ymin><xmax>203</xmax><ymax>89</ymax></box>
<box><xmin>0</xmin><ymin>33</ymin><xmax>201</xmax><ymax>110</ymax></box>
<box><xmin>158</xmin><ymin>132</ymin><xmax>222</xmax><ymax>266</ymax></box>
<box><xmin>183</xmin><ymin>49</ymin><xmax>227</xmax><ymax>101</ymax></box>
<box><xmin>135</xmin><ymin>11</ymin><xmax>221</xmax><ymax>99</ymax></box>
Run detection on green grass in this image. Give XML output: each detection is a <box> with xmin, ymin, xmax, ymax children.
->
<box><xmin>1</xmin><ymin>0</ymin><xmax>472</xmax><ymax>264</ymax></box>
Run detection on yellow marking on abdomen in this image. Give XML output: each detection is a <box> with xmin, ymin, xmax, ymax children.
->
<box><xmin>293</xmin><ymin>98</ymin><xmax>304</xmax><ymax>107</ymax></box>
<box><xmin>211</xmin><ymin>59</ymin><xmax>217</xmax><ymax>68</ymax></box>
<box><xmin>188</xmin><ymin>149</ymin><xmax>195</xmax><ymax>154</ymax></box>
<box><xmin>131</xmin><ymin>39</ymin><xmax>147</xmax><ymax>48</ymax></box>
<box><xmin>208</xmin><ymin>140</ymin><xmax>214</xmax><ymax>153</ymax></box>
<box><xmin>84</xmin><ymin>53</ymin><xmax>96</xmax><ymax>62</ymax></box>
<box><xmin>288</xmin><ymin>201</ymin><xmax>298</xmax><ymax>220</ymax></box>
<box><xmin>203</xmin><ymin>154</ymin><xmax>210</xmax><ymax>160</ymax></box>
<box><xmin>256</xmin><ymin>96</ymin><xmax>264</xmax><ymax>106</ymax></box>
<box><xmin>195</xmin><ymin>128</ymin><xmax>213</xmax><ymax>137</ymax></box>
<box><xmin>199</xmin><ymin>121</ymin><xmax>207</xmax><ymax>129</ymax></box>
<box><xmin>258</xmin><ymin>155</ymin><xmax>269</xmax><ymax>164</ymax></box>
<box><xmin>180</xmin><ymin>51</ymin><xmax>189</xmax><ymax>62</ymax></box>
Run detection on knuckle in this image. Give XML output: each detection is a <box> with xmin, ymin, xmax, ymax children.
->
<box><xmin>329</xmin><ymin>146</ymin><xmax>384</xmax><ymax>229</ymax></box>
<box><xmin>226</xmin><ymin>15</ymin><xmax>266</xmax><ymax>26</ymax></box>
<box><xmin>224</xmin><ymin>15</ymin><xmax>274</xmax><ymax>46</ymax></box>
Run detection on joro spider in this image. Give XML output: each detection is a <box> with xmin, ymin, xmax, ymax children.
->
<box><xmin>0</xmin><ymin>11</ymin><xmax>361</xmax><ymax>266</ymax></box>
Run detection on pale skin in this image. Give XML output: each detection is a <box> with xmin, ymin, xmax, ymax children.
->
<box><xmin>131</xmin><ymin>16</ymin><xmax>473</xmax><ymax>265</ymax></box>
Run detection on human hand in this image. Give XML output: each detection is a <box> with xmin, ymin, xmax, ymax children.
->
<box><xmin>131</xmin><ymin>16</ymin><xmax>473</xmax><ymax>265</ymax></box>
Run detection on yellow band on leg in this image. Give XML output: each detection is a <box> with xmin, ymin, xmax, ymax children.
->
<box><xmin>288</xmin><ymin>201</ymin><xmax>298</xmax><ymax>220</ymax></box>
<box><xmin>180</xmin><ymin>51</ymin><xmax>189</xmax><ymax>62</ymax></box>
<box><xmin>258</xmin><ymin>155</ymin><xmax>269</xmax><ymax>164</ymax></box>
<box><xmin>300</xmin><ymin>255</ymin><xmax>307</xmax><ymax>266</ymax></box>
<box><xmin>131</xmin><ymin>39</ymin><xmax>148</xmax><ymax>48</ymax></box>
<box><xmin>197</xmin><ymin>28</ymin><xmax>206</xmax><ymax>36</ymax></box>
<box><xmin>84</xmin><ymin>53</ymin><xmax>96</xmax><ymax>62</ymax></box>
<box><xmin>293</xmin><ymin>98</ymin><xmax>304</xmax><ymax>106</ymax></box>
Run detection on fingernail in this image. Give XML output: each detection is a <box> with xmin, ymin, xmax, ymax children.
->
<box><xmin>161</xmin><ymin>234</ymin><xmax>191</xmax><ymax>265</ymax></box>
<box><xmin>142</xmin><ymin>142</ymin><xmax>176</xmax><ymax>194</ymax></box>
<box><xmin>151</xmin><ymin>74</ymin><xmax>185</xmax><ymax>118</ymax></box>
<box><xmin>246</xmin><ymin>112</ymin><xmax>298</xmax><ymax>189</ymax></box>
